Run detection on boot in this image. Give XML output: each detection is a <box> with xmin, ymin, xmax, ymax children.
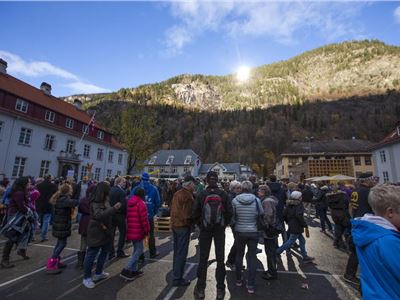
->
<box><xmin>46</xmin><ymin>258</ymin><xmax>62</xmax><ymax>274</ymax></box>
<box><xmin>58</xmin><ymin>256</ymin><xmax>67</xmax><ymax>269</ymax></box>
<box><xmin>17</xmin><ymin>249</ymin><xmax>30</xmax><ymax>260</ymax></box>
<box><xmin>1</xmin><ymin>241</ymin><xmax>15</xmax><ymax>268</ymax></box>
<box><xmin>76</xmin><ymin>251</ymin><xmax>85</xmax><ymax>269</ymax></box>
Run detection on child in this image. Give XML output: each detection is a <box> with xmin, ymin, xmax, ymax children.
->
<box><xmin>352</xmin><ymin>184</ymin><xmax>400</xmax><ymax>299</ymax></box>
<box><xmin>276</xmin><ymin>191</ymin><xmax>314</xmax><ymax>262</ymax></box>
<box><xmin>46</xmin><ymin>183</ymin><xmax>78</xmax><ymax>274</ymax></box>
<box><xmin>120</xmin><ymin>187</ymin><xmax>150</xmax><ymax>280</ymax></box>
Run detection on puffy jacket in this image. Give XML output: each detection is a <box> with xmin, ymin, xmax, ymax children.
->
<box><xmin>130</xmin><ymin>180</ymin><xmax>161</xmax><ymax>219</ymax></box>
<box><xmin>232</xmin><ymin>193</ymin><xmax>263</xmax><ymax>233</ymax></box>
<box><xmin>284</xmin><ymin>200</ymin><xmax>307</xmax><ymax>234</ymax></box>
<box><xmin>36</xmin><ymin>180</ymin><xmax>58</xmax><ymax>214</ymax></box>
<box><xmin>126</xmin><ymin>195</ymin><xmax>150</xmax><ymax>241</ymax></box>
<box><xmin>352</xmin><ymin>215</ymin><xmax>400</xmax><ymax>300</ymax></box>
<box><xmin>52</xmin><ymin>194</ymin><xmax>78</xmax><ymax>239</ymax></box>
<box><xmin>171</xmin><ymin>188</ymin><xmax>194</xmax><ymax>229</ymax></box>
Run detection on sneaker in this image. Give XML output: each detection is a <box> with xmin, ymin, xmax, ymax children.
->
<box><xmin>83</xmin><ymin>278</ymin><xmax>96</xmax><ymax>289</ymax></box>
<box><xmin>247</xmin><ymin>285</ymin><xmax>255</xmax><ymax>294</ymax></box>
<box><xmin>235</xmin><ymin>279</ymin><xmax>243</xmax><ymax>287</ymax></box>
<box><xmin>120</xmin><ymin>269</ymin><xmax>136</xmax><ymax>281</ymax></box>
<box><xmin>17</xmin><ymin>249</ymin><xmax>30</xmax><ymax>260</ymax></box>
<box><xmin>0</xmin><ymin>260</ymin><xmax>15</xmax><ymax>269</ymax></box>
<box><xmin>262</xmin><ymin>271</ymin><xmax>277</xmax><ymax>280</ymax></box>
<box><xmin>150</xmin><ymin>252</ymin><xmax>159</xmax><ymax>259</ymax></box>
<box><xmin>303</xmin><ymin>256</ymin><xmax>315</xmax><ymax>262</ymax></box>
<box><xmin>343</xmin><ymin>274</ymin><xmax>360</xmax><ymax>285</ymax></box>
<box><xmin>216</xmin><ymin>288</ymin><xmax>225</xmax><ymax>299</ymax></box>
<box><xmin>172</xmin><ymin>279</ymin><xmax>191</xmax><ymax>287</ymax></box>
<box><xmin>93</xmin><ymin>272</ymin><xmax>110</xmax><ymax>281</ymax></box>
<box><xmin>194</xmin><ymin>286</ymin><xmax>205</xmax><ymax>299</ymax></box>
<box><xmin>117</xmin><ymin>252</ymin><xmax>129</xmax><ymax>258</ymax></box>
<box><xmin>40</xmin><ymin>238</ymin><xmax>49</xmax><ymax>243</ymax></box>
<box><xmin>225</xmin><ymin>262</ymin><xmax>235</xmax><ymax>270</ymax></box>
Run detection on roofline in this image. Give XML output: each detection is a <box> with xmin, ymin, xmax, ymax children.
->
<box><xmin>369</xmin><ymin>138</ymin><xmax>400</xmax><ymax>151</ymax></box>
<box><xmin>280</xmin><ymin>151</ymin><xmax>372</xmax><ymax>156</ymax></box>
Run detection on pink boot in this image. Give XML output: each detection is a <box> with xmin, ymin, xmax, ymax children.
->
<box><xmin>46</xmin><ymin>258</ymin><xmax>62</xmax><ymax>274</ymax></box>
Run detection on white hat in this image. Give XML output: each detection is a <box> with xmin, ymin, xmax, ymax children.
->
<box><xmin>290</xmin><ymin>191</ymin><xmax>302</xmax><ymax>200</ymax></box>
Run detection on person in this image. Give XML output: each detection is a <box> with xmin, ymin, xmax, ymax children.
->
<box><xmin>192</xmin><ymin>171</ymin><xmax>232</xmax><ymax>300</ymax></box>
<box><xmin>46</xmin><ymin>184</ymin><xmax>79</xmax><ymax>274</ymax></box>
<box><xmin>276</xmin><ymin>191</ymin><xmax>314</xmax><ymax>262</ymax></box>
<box><xmin>301</xmin><ymin>184</ymin><xmax>314</xmax><ymax>219</ymax></box>
<box><xmin>343</xmin><ymin>173</ymin><xmax>376</xmax><ymax>285</ymax></box>
<box><xmin>73</xmin><ymin>176</ymin><xmax>90</xmax><ymax>223</ymax></box>
<box><xmin>83</xmin><ymin>182</ymin><xmax>122</xmax><ymax>288</ymax></box>
<box><xmin>352</xmin><ymin>184</ymin><xmax>400</xmax><ymax>299</ymax></box>
<box><xmin>258</xmin><ymin>185</ymin><xmax>280</xmax><ymax>280</ymax></box>
<box><xmin>315</xmin><ymin>185</ymin><xmax>333</xmax><ymax>233</ymax></box>
<box><xmin>120</xmin><ymin>187</ymin><xmax>150</xmax><ymax>280</ymax></box>
<box><xmin>170</xmin><ymin>175</ymin><xmax>196</xmax><ymax>287</ymax></box>
<box><xmin>226</xmin><ymin>180</ymin><xmax>242</xmax><ymax>269</ymax></box>
<box><xmin>0</xmin><ymin>177</ymin><xmax>32</xmax><ymax>268</ymax></box>
<box><xmin>130</xmin><ymin>172</ymin><xmax>161</xmax><ymax>259</ymax></box>
<box><xmin>231</xmin><ymin>180</ymin><xmax>263</xmax><ymax>294</ymax></box>
<box><xmin>76</xmin><ymin>184</ymin><xmax>96</xmax><ymax>269</ymax></box>
<box><xmin>36</xmin><ymin>174</ymin><xmax>58</xmax><ymax>242</ymax></box>
<box><xmin>109</xmin><ymin>176</ymin><xmax>128</xmax><ymax>259</ymax></box>
<box><xmin>27</xmin><ymin>182</ymin><xmax>40</xmax><ymax>242</ymax></box>
<box><xmin>267</xmin><ymin>175</ymin><xmax>287</xmax><ymax>242</ymax></box>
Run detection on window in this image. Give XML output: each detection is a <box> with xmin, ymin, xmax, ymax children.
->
<box><xmin>45</xmin><ymin>110</ymin><xmax>55</xmax><ymax>122</ymax></box>
<box><xmin>364</xmin><ymin>156</ymin><xmax>372</xmax><ymax>166</ymax></box>
<box><xmin>65</xmin><ymin>118</ymin><xmax>74</xmax><ymax>129</ymax></box>
<box><xmin>12</xmin><ymin>157</ymin><xmax>26</xmax><ymax>177</ymax></box>
<box><xmin>83</xmin><ymin>144</ymin><xmax>91</xmax><ymax>158</ymax></box>
<box><xmin>39</xmin><ymin>160</ymin><xmax>51</xmax><ymax>177</ymax></box>
<box><xmin>82</xmin><ymin>125</ymin><xmax>89</xmax><ymax>135</ymax></box>
<box><xmin>97</xmin><ymin>130</ymin><xmax>104</xmax><ymax>140</ymax></box>
<box><xmin>80</xmin><ymin>166</ymin><xmax>88</xmax><ymax>180</ymax></box>
<box><xmin>117</xmin><ymin>171</ymin><xmax>122</xmax><ymax>176</ymax></box>
<box><xmin>160</xmin><ymin>167</ymin><xmax>165</xmax><ymax>173</ymax></box>
<box><xmin>354</xmin><ymin>156</ymin><xmax>361</xmax><ymax>166</ymax></box>
<box><xmin>380</xmin><ymin>151</ymin><xmax>386</xmax><ymax>163</ymax></box>
<box><xmin>106</xmin><ymin>169</ymin><xmax>112</xmax><ymax>178</ymax></box>
<box><xmin>383</xmin><ymin>171</ymin><xmax>389</xmax><ymax>183</ymax></box>
<box><xmin>184</xmin><ymin>155</ymin><xmax>192</xmax><ymax>165</ymax></box>
<box><xmin>183</xmin><ymin>166</ymin><xmax>191</xmax><ymax>173</ymax></box>
<box><xmin>44</xmin><ymin>134</ymin><xmax>56</xmax><ymax>151</ymax></box>
<box><xmin>97</xmin><ymin>148</ymin><xmax>104</xmax><ymax>161</ymax></box>
<box><xmin>166</xmin><ymin>155</ymin><xmax>174</xmax><ymax>165</ymax></box>
<box><xmin>94</xmin><ymin>168</ymin><xmax>101</xmax><ymax>181</ymax></box>
<box><xmin>118</xmin><ymin>154</ymin><xmax>123</xmax><ymax>165</ymax></box>
<box><xmin>148</xmin><ymin>167</ymin><xmax>154</xmax><ymax>173</ymax></box>
<box><xmin>213</xmin><ymin>168</ymin><xmax>220</xmax><ymax>175</ymax></box>
<box><xmin>66</xmin><ymin>140</ymin><xmax>75</xmax><ymax>154</ymax></box>
<box><xmin>15</xmin><ymin>99</ymin><xmax>28</xmax><ymax>113</ymax></box>
<box><xmin>18</xmin><ymin>128</ymin><xmax>32</xmax><ymax>145</ymax></box>
<box><xmin>108</xmin><ymin>151</ymin><xmax>114</xmax><ymax>163</ymax></box>
<box><xmin>0</xmin><ymin>120</ymin><xmax>4</xmax><ymax>137</ymax></box>
<box><xmin>171</xmin><ymin>166</ymin><xmax>177</xmax><ymax>173</ymax></box>
<box><xmin>148</xmin><ymin>156</ymin><xmax>157</xmax><ymax>165</ymax></box>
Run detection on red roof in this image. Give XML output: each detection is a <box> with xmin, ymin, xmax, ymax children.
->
<box><xmin>0</xmin><ymin>72</ymin><xmax>124</xmax><ymax>150</ymax></box>
<box><xmin>370</xmin><ymin>123</ymin><xmax>400</xmax><ymax>150</ymax></box>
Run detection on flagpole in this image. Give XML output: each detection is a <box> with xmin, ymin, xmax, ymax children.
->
<box><xmin>77</xmin><ymin>112</ymin><xmax>96</xmax><ymax>148</ymax></box>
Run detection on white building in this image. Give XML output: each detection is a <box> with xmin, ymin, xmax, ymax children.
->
<box><xmin>0</xmin><ymin>58</ymin><xmax>127</xmax><ymax>181</ymax></box>
<box><xmin>370</xmin><ymin>123</ymin><xmax>400</xmax><ymax>184</ymax></box>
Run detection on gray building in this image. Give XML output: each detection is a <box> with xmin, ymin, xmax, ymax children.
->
<box><xmin>199</xmin><ymin>162</ymin><xmax>242</xmax><ymax>180</ymax></box>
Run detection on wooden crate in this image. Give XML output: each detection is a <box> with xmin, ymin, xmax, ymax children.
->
<box><xmin>154</xmin><ymin>216</ymin><xmax>171</xmax><ymax>233</ymax></box>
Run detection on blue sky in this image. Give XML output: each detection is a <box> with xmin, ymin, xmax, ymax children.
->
<box><xmin>1</xmin><ymin>1</ymin><xmax>400</xmax><ymax>96</ymax></box>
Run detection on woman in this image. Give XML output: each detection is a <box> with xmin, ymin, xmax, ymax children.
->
<box><xmin>226</xmin><ymin>180</ymin><xmax>242</xmax><ymax>269</ymax></box>
<box><xmin>83</xmin><ymin>182</ymin><xmax>121</xmax><ymax>288</ymax></box>
<box><xmin>0</xmin><ymin>177</ymin><xmax>32</xmax><ymax>268</ymax></box>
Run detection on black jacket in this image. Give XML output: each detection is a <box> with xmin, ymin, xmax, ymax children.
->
<box><xmin>326</xmin><ymin>191</ymin><xmax>350</xmax><ymax>225</ymax></box>
<box><xmin>350</xmin><ymin>185</ymin><xmax>372</xmax><ymax>218</ymax></box>
<box><xmin>52</xmin><ymin>195</ymin><xmax>78</xmax><ymax>239</ymax></box>
<box><xmin>109</xmin><ymin>186</ymin><xmax>127</xmax><ymax>216</ymax></box>
<box><xmin>301</xmin><ymin>187</ymin><xmax>314</xmax><ymax>203</ymax></box>
<box><xmin>36</xmin><ymin>180</ymin><xmax>58</xmax><ymax>214</ymax></box>
<box><xmin>267</xmin><ymin>182</ymin><xmax>287</xmax><ymax>221</ymax></box>
<box><xmin>284</xmin><ymin>200</ymin><xmax>307</xmax><ymax>234</ymax></box>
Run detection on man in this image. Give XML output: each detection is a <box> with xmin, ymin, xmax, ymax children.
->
<box><xmin>36</xmin><ymin>174</ymin><xmax>58</xmax><ymax>242</ymax></box>
<box><xmin>352</xmin><ymin>184</ymin><xmax>400</xmax><ymax>299</ymax></box>
<box><xmin>267</xmin><ymin>175</ymin><xmax>287</xmax><ymax>242</ymax></box>
<box><xmin>130</xmin><ymin>172</ymin><xmax>161</xmax><ymax>258</ymax></box>
<box><xmin>109</xmin><ymin>176</ymin><xmax>128</xmax><ymax>259</ymax></box>
<box><xmin>170</xmin><ymin>175</ymin><xmax>195</xmax><ymax>287</ymax></box>
<box><xmin>343</xmin><ymin>173</ymin><xmax>376</xmax><ymax>285</ymax></box>
<box><xmin>301</xmin><ymin>184</ymin><xmax>314</xmax><ymax>219</ymax></box>
<box><xmin>192</xmin><ymin>171</ymin><xmax>232</xmax><ymax>300</ymax></box>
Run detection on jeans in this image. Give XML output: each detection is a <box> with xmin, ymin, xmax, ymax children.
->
<box><xmin>110</xmin><ymin>214</ymin><xmax>127</xmax><ymax>256</ymax></box>
<box><xmin>125</xmin><ymin>240</ymin><xmax>144</xmax><ymax>272</ymax></box>
<box><xmin>196</xmin><ymin>227</ymin><xmax>226</xmax><ymax>290</ymax></box>
<box><xmin>235</xmin><ymin>232</ymin><xmax>258</xmax><ymax>288</ymax></box>
<box><xmin>316</xmin><ymin>207</ymin><xmax>332</xmax><ymax>231</ymax></box>
<box><xmin>264</xmin><ymin>237</ymin><xmax>278</xmax><ymax>276</ymax></box>
<box><xmin>277</xmin><ymin>233</ymin><xmax>307</xmax><ymax>258</ymax></box>
<box><xmin>173</xmin><ymin>228</ymin><xmax>191</xmax><ymax>282</ymax></box>
<box><xmin>52</xmin><ymin>238</ymin><xmax>67</xmax><ymax>258</ymax></box>
<box><xmin>40</xmin><ymin>213</ymin><xmax>52</xmax><ymax>240</ymax></box>
<box><xmin>84</xmin><ymin>242</ymin><xmax>111</xmax><ymax>279</ymax></box>
<box><xmin>226</xmin><ymin>229</ymin><xmax>237</xmax><ymax>265</ymax></box>
<box><xmin>80</xmin><ymin>235</ymin><xmax>88</xmax><ymax>252</ymax></box>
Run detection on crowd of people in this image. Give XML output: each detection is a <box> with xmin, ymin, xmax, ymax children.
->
<box><xmin>0</xmin><ymin>171</ymin><xmax>399</xmax><ymax>299</ymax></box>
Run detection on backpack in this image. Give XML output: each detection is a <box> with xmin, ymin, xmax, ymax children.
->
<box><xmin>202</xmin><ymin>189</ymin><xmax>225</xmax><ymax>230</ymax></box>
<box><xmin>262</xmin><ymin>196</ymin><xmax>282</xmax><ymax>238</ymax></box>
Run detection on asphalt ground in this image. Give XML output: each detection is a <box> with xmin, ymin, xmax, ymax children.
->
<box><xmin>0</xmin><ymin>217</ymin><xmax>361</xmax><ymax>300</ymax></box>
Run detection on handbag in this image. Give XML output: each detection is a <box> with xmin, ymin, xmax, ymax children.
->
<box><xmin>255</xmin><ymin>200</ymin><xmax>267</xmax><ymax>231</ymax></box>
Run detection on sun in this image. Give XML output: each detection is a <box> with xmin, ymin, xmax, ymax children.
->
<box><xmin>236</xmin><ymin>65</ymin><xmax>251</xmax><ymax>82</ymax></box>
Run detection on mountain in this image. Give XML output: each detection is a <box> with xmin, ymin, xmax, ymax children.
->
<box><xmin>65</xmin><ymin>40</ymin><xmax>400</xmax><ymax>111</ymax></box>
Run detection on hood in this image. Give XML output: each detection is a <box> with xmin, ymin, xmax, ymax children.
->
<box><xmin>129</xmin><ymin>195</ymin><xmax>143</xmax><ymax>207</ymax></box>
<box><xmin>352</xmin><ymin>214</ymin><xmax>399</xmax><ymax>248</ymax></box>
<box><xmin>235</xmin><ymin>193</ymin><xmax>256</xmax><ymax>205</ymax></box>
<box><xmin>286</xmin><ymin>199</ymin><xmax>301</xmax><ymax>206</ymax></box>
<box><xmin>267</xmin><ymin>182</ymin><xmax>282</xmax><ymax>193</ymax></box>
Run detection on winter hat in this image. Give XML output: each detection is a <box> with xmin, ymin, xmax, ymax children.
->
<box><xmin>206</xmin><ymin>171</ymin><xmax>218</xmax><ymax>181</ymax></box>
<box><xmin>184</xmin><ymin>175</ymin><xmax>196</xmax><ymax>183</ymax></box>
<box><xmin>290</xmin><ymin>191</ymin><xmax>302</xmax><ymax>200</ymax></box>
<box><xmin>141</xmin><ymin>172</ymin><xmax>150</xmax><ymax>181</ymax></box>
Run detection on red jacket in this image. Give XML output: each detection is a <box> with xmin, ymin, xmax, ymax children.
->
<box><xmin>126</xmin><ymin>195</ymin><xmax>150</xmax><ymax>241</ymax></box>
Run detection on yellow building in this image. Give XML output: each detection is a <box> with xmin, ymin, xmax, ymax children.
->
<box><xmin>275</xmin><ymin>139</ymin><xmax>375</xmax><ymax>181</ymax></box>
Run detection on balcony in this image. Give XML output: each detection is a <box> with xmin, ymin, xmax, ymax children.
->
<box><xmin>57</xmin><ymin>150</ymin><xmax>82</xmax><ymax>163</ymax></box>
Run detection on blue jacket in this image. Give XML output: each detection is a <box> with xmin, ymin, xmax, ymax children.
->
<box><xmin>130</xmin><ymin>180</ymin><xmax>161</xmax><ymax>220</ymax></box>
<box><xmin>232</xmin><ymin>193</ymin><xmax>263</xmax><ymax>233</ymax></box>
<box><xmin>352</xmin><ymin>217</ymin><xmax>400</xmax><ymax>300</ymax></box>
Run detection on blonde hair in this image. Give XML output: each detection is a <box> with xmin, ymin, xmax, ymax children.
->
<box><xmin>368</xmin><ymin>184</ymin><xmax>400</xmax><ymax>216</ymax></box>
<box><xmin>229</xmin><ymin>180</ymin><xmax>241</xmax><ymax>192</ymax></box>
<box><xmin>114</xmin><ymin>176</ymin><xmax>126</xmax><ymax>186</ymax></box>
<box><xmin>50</xmin><ymin>183</ymin><xmax>72</xmax><ymax>205</ymax></box>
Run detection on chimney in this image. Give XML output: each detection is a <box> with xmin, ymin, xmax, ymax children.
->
<box><xmin>40</xmin><ymin>82</ymin><xmax>52</xmax><ymax>95</ymax></box>
<box><xmin>73</xmin><ymin>99</ymin><xmax>82</xmax><ymax>109</ymax></box>
<box><xmin>0</xmin><ymin>59</ymin><xmax>7</xmax><ymax>74</ymax></box>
